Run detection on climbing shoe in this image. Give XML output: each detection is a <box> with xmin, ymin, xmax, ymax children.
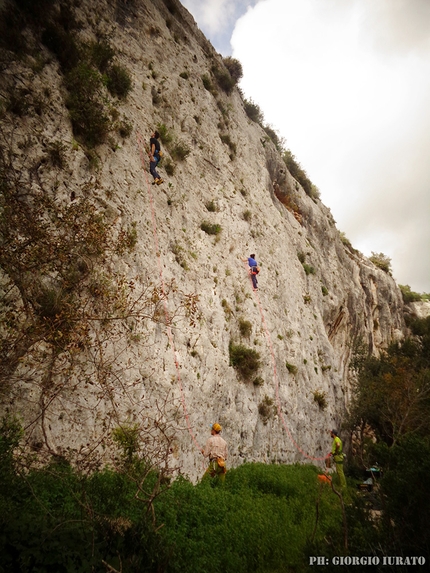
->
<box><xmin>155</xmin><ymin>178</ymin><xmax>164</xmax><ymax>185</ymax></box>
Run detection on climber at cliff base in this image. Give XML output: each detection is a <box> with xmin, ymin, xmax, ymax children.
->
<box><xmin>329</xmin><ymin>429</ymin><xmax>346</xmax><ymax>489</ymax></box>
<box><xmin>201</xmin><ymin>423</ymin><xmax>228</xmax><ymax>484</ymax></box>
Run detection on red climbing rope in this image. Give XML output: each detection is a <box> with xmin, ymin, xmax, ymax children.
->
<box><xmin>137</xmin><ymin>133</ymin><xmax>202</xmax><ymax>455</ymax></box>
<box><xmin>242</xmin><ymin>262</ymin><xmax>328</xmax><ymax>463</ymax></box>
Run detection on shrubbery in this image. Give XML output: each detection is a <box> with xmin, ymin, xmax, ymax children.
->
<box><xmin>229</xmin><ymin>341</ymin><xmax>261</xmax><ymax>379</ymax></box>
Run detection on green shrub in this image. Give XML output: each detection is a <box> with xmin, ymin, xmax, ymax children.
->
<box><xmin>321</xmin><ymin>285</ymin><xmax>329</xmax><ymax>296</ymax></box>
<box><xmin>286</xmin><ymin>362</ymin><xmax>298</xmax><ymax>375</ymax></box>
<box><xmin>201</xmin><ymin>221</ymin><xmax>221</xmax><ymax>235</ymax></box>
<box><xmin>238</xmin><ymin>318</ymin><xmax>252</xmax><ymax>338</ymax></box>
<box><xmin>243</xmin><ymin>98</ymin><xmax>264</xmax><ymax>124</ymax></box>
<box><xmin>312</xmin><ymin>389</ymin><xmax>327</xmax><ymax>410</ymax></box>
<box><xmin>65</xmin><ymin>63</ymin><xmax>110</xmax><ymax>147</ymax></box>
<box><xmin>106</xmin><ymin>64</ymin><xmax>133</xmax><ymax>99</ymax></box>
<box><xmin>164</xmin><ymin>158</ymin><xmax>175</xmax><ymax>176</ymax></box>
<box><xmin>369</xmin><ymin>251</ymin><xmax>392</xmax><ymax>274</ymax></box>
<box><xmin>229</xmin><ymin>341</ymin><xmax>261</xmax><ymax>379</ymax></box>
<box><xmin>179</xmin><ymin>71</ymin><xmax>189</xmax><ymax>79</ymax></box>
<box><xmin>47</xmin><ymin>141</ymin><xmax>67</xmax><ymax>169</ymax></box>
<box><xmin>41</xmin><ymin>22</ymin><xmax>80</xmax><ymax>72</ymax></box>
<box><xmin>282</xmin><ymin>149</ymin><xmax>314</xmax><ymax>197</ymax></box>
<box><xmin>222</xmin><ymin>57</ymin><xmax>243</xmax><ymax>83</ymax></box>
<box><xmin>118</xmin><ymin>118</ymin><xmax>132</xmax><ymax>138</ymax></box>
<box><xmin>202</xmin><ymin>74</ymin><xmax>215</xmax><ymax>94</ymax></box>
<box><xmin>211</xmin><ymin>65</ymin><xmax>235</xmax><ymax>94</ymax></box>
<box><xmin>302</xmin><ymin>263</ymin><xmax>315</xmax><ymax>275</ymax></box>
<box><xmin>157</xmin><ymin>123</ymin><xmax>173</xmax><ymax>145</ymax></box>
<box><xmin>89</xmin><ymin>39</ymin><xmax>115</xmax><ymax>72</ymax></box>
<box><xmin>297</xmin><ymin>252</ymin><xmax>306</xmax><ymax>263</ymax></box>
<box><xmin>253</xmin><ymin>376</ymin><xmax>264</xmax><ymax>386</ymax></box>
<box><xmin>220</xmin><ymin>133</ymin><xmax>236</xmax><ymax>158</ymax></box>
<box><xmin>258</xmin><ymin>395</ymin><xmax>274</xmax><ymax>422</ymax></box>
<box><xmin>205</xmin><ymin>200</ymin><xmax>217</xmax><ymax>212</ymax></box>
<box><xmin>170</xmin><ymin>140</ymin><xmax>190</xmax><ymax>161</ymax></box>
<box><xmin>399</xmin><ymin>284</ymin><xmax>422</xmax><ymax>304</ymax></box>
<box><xmin>242</xmin><ymin>209</ymin><xmax>252</xmax><ymax>222</ymax></box>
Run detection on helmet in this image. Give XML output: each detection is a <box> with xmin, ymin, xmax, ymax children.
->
<box><xmin>212</xmin><ymin>423</ymin><xmax>222</xmax><ymax>433</ymax></box>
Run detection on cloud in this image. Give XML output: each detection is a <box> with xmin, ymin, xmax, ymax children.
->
<box><xmin>182</xmin><ymin>0</ymin><xmax>258</xmax><ymax>54</ymax></box>
<box><xmin>231</xmin><ymin>0</ymin><xmax>430</xmax><ymax>292</ymax></box>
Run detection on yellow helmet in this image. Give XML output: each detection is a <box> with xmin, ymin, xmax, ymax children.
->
<box><xmin>212</xmin><ymin>423</ymin><xmax>222</xmax><ymax>433</ymax></box>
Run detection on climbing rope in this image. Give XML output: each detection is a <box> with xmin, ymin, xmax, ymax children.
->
<box><xmin>137</xmin><ymin>133</ymin><xmax>202</xmax><ymax>455</ymax></box>
<box><xmin>243</xmin><ymin>262</ymin><xmax>328</xmax><ymax>463</ymax></box>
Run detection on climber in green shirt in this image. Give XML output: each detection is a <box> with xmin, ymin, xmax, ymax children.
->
<box><xmin>330</xmin><ymin>429</ymin><xmax>346</xmax><ymax>489</ymax></box>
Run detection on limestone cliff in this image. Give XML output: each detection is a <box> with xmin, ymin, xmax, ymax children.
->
<box><xmin>0</xmin><ymin>0</ymin><xmax>405</xmax><ymax>479</ymax></box>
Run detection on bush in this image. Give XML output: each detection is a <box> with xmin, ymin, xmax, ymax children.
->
<box><xmin>157</xmin><ymin>123</ymin><xmax>173</xmax><ymax>145</ymax></box>
<box><xmin>282</xmin><ymin>149</ymin><xmax>314</xmax><ymax>197</ymax></box>
<box><xmin>369</xmin><ymin>252</ymin><xmax>392</xmax><ymax>274</ymax></box>
<box><xmin>302</xmin><ymin>263</ymin><xmax>315</xmax><ymax>275</ymax></box>
<box><xmin>242</xmin><ymin>209</ymin><xmax>252</xmax><ymax>222</ymax></box>
<box><xmin>222</xmin><ymin>56</ymin><xmax>243</xmax><ymax>83</ymax></box>
<box><xmin>312</xmin><ymin>389</ymin><xmax>327</xmax><ymax>410</ymax></box>
<box><xmin>219</xmin><ymin>133</ymin><xmax>236</xmax><ymax>158</ymax></box>
<box><xmin>286</xmin><ymin>362</ymin><xmax>298</xmax><ymax>375</ymax></box>
<box><xmin>170</xmin><ymin>140</ymin><xmax>190</xmax><ymax>161</ymax></box>
<box><xmin>202</xmin><ymin>74</ymin><xmax>215</xmax><ymax>94</ymax></box>
<box><xmin>399</xmin><ymin>284</ymin><xmax>422</xmax><ymax>303</ymax></box>
<box><xmin>200</xmin><ymin>221</ymin><xmax>221</xmax><ymax>235</ymax></box>
<box><xmin>106</xmin><ymin>64</ymin><xmax>133</xmax><ymax>99</ymax></box>
<box><xmin>238</xmin><ymin>318</ymin><xmax>252</xmax><ymax>338</ymax></box>
<box><xmin>211</xmin><ymin>65</ymin><xmax>235</xmax><ymax>94</ymax></box>
<box><xmin>205</xmin><ymin>200</ymin><xmax>217</xmax><ymax>212</ymax></box>
<box><xmin>41</xmin><ymin>22</ymin><xmax>80</xmax><ymax>72</ymax></box>
<box><xmin>229</xmin><ymin>341</ymin><xmax>261</xmax><ymax>379</ymax></box>
<box><xmin>65</xmin><ymin>63</ymin><xmax>110</xmax><ymax>147</ymax></box>
<box><xmin>89</xmin><ymin>39</ymin><xmax>115</xmax><ymax>73</ymax></box>
<box><xmin>243</xmin><ymin>98</ymin><xmax>264</xmax><ymax>124</ymax></box>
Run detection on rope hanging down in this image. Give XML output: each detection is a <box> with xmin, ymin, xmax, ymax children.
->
<box><xmin>243</xmin><ymin>262</ymin><xmax>328</xmax><ymax>463</ymax></box>
<box><xmin>137</xmin><ymin>133</ymin><xmax>201</xmax><ymax>454</ymax></box>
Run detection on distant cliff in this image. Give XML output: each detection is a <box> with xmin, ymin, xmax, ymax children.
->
<box><xmin>0</xmin><ymin>0</ymin><xmax>405</xmax><ymax>479</ymax></box>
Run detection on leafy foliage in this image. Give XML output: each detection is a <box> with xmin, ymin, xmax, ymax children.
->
<box><xmin>399</xmin><ymin>284</ymin><xmax>423</xmax><ymax>303</ymax></box>
<box><xmin>200</xmin><ymin>221</ymin><xmax>221</xmax><ymax>235</ymax></box>
<box><xmin>106</xmin><ymin>63</ymin><xmax>133</xmax><ymax>99</ymax></box>
<box><xmin>65</xmin><ymin>63</ymin><xmax>110</xmax><ymax>147</ymax></box>
<box><xmin>222</xmin><ymin>56</ymin><xmax>243</xmax><ymax>83</ymax></box>
<box><xmin>229</xmin><ymin>341</ymin><xmax>261</xmax><ymax>379</ymax></box>
<box><xmin>369</xmin><ymin>251</ymin><xmax>392</xmax><ymax>274</ymax></box>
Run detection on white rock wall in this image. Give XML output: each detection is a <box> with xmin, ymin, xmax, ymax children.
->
<box><xmin>0</xmin><ymin>0</ymin><xmax>406</xmax><ymax>480</ymax></box>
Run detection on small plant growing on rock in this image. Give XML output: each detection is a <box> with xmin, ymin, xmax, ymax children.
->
<box><xmin>238</xmin><ymin>318</ymin><xmax>252</xmax><ymax>338</ymax></box>
<box><xmin>286</xmin><ymin>362</ymin><xmax>298</xmax><ymax>375</ymax></box>
<box><xmin>106</xmin><ymin>64</ymin><xmax>133</xmax><ymax>99</ymax></box>
<box><xmin>170</xmin><ymin>140</ymin><xmax>190</xmax><ymax>161</ymax></box>
<box><xmin>312</xmin><ymin>390</ymin><xmax>327</xmax><ymax>410</ymax></box>
<box><xmin>201</xmin><ymin>221</ymin><xmax>221</xmax><ymax>235</ymax></box>
<box><xmin>258</xmin><ymin>395</ymin><xmax>274</xmax><ymax>423</ymax></box>
<box><xmin>229</xmin><ymin>341</ymin><xmax>261</xmax><ymax>380</ymax></box>
<box><xmin>369</xmin><ymin>252</ymin><xmax>392</xmax><ymax>274</ymax></box>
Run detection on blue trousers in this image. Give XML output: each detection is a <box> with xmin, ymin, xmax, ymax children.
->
<box><xmin>150</xmin><ymin>158</ymin><xmax>160</xmax><ymax>180</ymax></box>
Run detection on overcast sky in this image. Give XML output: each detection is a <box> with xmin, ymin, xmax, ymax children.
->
<box><xmin>182</xmin><ymin>0</ymin><xmax>430</xmax><ymax>293</ymax></box>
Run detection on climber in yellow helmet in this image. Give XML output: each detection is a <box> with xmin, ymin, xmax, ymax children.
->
<box><xmin>201</xmin><ymin>423</ymin><xmax>228</xmax><ymax>484</ymax></box>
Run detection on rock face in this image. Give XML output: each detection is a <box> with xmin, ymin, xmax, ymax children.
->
<box><xmin>0</xmin><ymin>0</ymin><xmax>405</xmax><ymax>480</ymax></box>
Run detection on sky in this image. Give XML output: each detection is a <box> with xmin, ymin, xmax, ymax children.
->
<box><xmin>182</xmin><ymin>0</ymin><xmax>430</xmax><ymax>293</ymax></box>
